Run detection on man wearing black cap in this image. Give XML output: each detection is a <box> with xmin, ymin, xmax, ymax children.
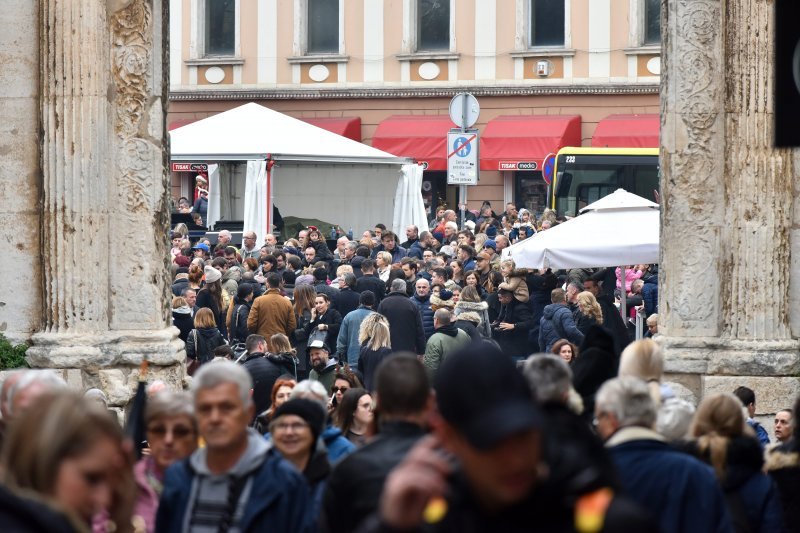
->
<box><xmin>372</xmin><ymin>344</ymin><xmax>655</xmax><ymax>532</ymax></box>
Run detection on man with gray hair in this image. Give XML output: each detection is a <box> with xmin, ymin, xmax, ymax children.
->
<box><xmin>156</xmin><ymin>360</ymin><xmax>310</xmax><ymax>532</ymax></box>
<box><xmin>423</xmin><ymin>309</ymin><xmax>470</xmax><ymax>376</ymax></box>
<box><xmin>595</xmin><ymin>377</ymin><xmax>732</xmax><ymax>533</ymax></box>
<box><xmin>377</xmin><ymin>278</ymin><xmax>426</xmax><ymax>356</ymax></box>
<box><xmin>6</xmin><ymin>369</ymin><xmax>66</xmax><ymax>420</ymax></box>
<box><xmin>521</xmin><ymin>354</ymin><xmax>573</xmax><ymax>405</ymax></box>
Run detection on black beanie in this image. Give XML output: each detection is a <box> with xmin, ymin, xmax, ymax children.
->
<box><xmin>272</xmin><ymin>398</ymin><xmax>326</xmax><ymax>442</ymax></box>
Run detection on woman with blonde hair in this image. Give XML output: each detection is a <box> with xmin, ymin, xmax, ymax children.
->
<box><xmin>618</xmin><ymin>338</ymin><xmax>664</xmax><ymax>405</ymax></box>
<box><xmin>684</xmin><ymin>393</ymin><xmax>784</xmax><ymax>532</ymax></box>
<box><xmin>573</xmin><ymin>291</ymin><xmax>603</xmax><ymax>336</ymax></box>
<box><xmin>356</xmin><ymin>313</ymin><xmax>392</xmax><ymax>391</ymax></box>
<box><xmin>375</xmin><ymin>251</ymin><xmax>392</xmax><ymax>283</ymax></box>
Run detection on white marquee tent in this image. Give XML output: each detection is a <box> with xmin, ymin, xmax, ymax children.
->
<box><xmin>170</xmin><ymin>103</ymin><xmax>426</xmax><ymax>238</ymax></box>
<box><xmin>502</xmin><ymin>189</ymin><xmax>660</xmax><ymax>269</ymax></box>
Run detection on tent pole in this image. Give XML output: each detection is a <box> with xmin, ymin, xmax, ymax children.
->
<box><xmin>619</xmin><ymin>265</ymin><xmax>627</xmax><ymax>324</ymax></box>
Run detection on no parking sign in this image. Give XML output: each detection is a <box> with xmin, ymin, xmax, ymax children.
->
<box><xmin>446</xmin><ymin>130</ymin><xmax>479</xmax><ymax>185</ymax></box>
<box><xmin>542</xmin><ymin>152</ymin><xmax>556</xmax><ymax>184</ymax></box>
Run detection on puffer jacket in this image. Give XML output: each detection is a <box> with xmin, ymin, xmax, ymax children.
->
<box><xmin>641</xmin><ymin>273</ymin><xmax>658</xmax><ymax>317</ymax></box>
<box><xmin>539</xmin><ymin>303</ymin><xmax>584</xmax><ymax>352</ymax></box>
<box><xmin>411</xmin><ymin>293</ymin><xmax>435</xmax><ymax>339</ymax></box>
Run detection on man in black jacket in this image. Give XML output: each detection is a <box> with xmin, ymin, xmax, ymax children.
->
<box><xmin>322</xmin><ymin>354</ymin><xmax>431</xmax><ymax>533</ymax></box>
<box><xmin>355</xmin><ymin>259</ymin><xmax>385</xmax><ymax>303</ymax></box>
<box><xmin>491</xmin><ymin>288</ymin><xmax>533</xmax><ymax>359</ymax></box>
<box><xmin>335</xmin><ymin>273</ymin><xmax>361</xmax><ymax>317</ymax></box>
<box><xmin>377</xmin><ymin>279</ymin><xmax>426</xmax><ymax>356</ymax></box>
<box><xmin>240</xmin><ymin>335</ymin><xmax>296</xmax><ymax>420</ymax></box>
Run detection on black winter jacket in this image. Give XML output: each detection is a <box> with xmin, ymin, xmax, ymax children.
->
<box><xmin>377</xmin><ymin>291</ymin><xmax>426</xmax><ymax>354</ymax></box>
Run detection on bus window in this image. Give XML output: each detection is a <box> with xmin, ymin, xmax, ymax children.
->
<box><xmin>552</xmin><ymin>150</ymin><xmax>659</xmax><ymax>217</ymax></box>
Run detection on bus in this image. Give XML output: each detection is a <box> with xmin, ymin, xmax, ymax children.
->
<box><xmin>549</xmin><ymin>147</ymin><xmax>659</xmax><ymax>217</ymax></box>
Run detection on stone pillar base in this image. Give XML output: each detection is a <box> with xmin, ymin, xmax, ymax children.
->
<box><xmin>26</xmin><ymin>328</ymin><xmax>186</xmax><ymax>407</ymax></box>
<box><xmin>662</xmin><ymin>338</ymin><xmax>800</xmax><ymax>440</ymax></box>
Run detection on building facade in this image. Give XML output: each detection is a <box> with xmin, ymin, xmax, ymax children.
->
<box><xmin>168</xmin><ymin>0</ymin><xmax>660</xmax><ymax>221</ymax></box>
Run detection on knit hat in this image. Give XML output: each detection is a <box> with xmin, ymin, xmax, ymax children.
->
<box><xmin>483</xmin><ymin>239</ymin><xmax>497</xmax><ymax>251</ymax></box>
<box><xmin>295</xmin><ymin>274</ymin><xmax>314</xmax><ymax>286</ymax></box>
<box><xmin>272</xmin><ymin>398</ymin><xmax>327</xmax><ymax>443</ymax></box>
<box><xmin>204</xmin><ymin>266</ymin><xmax>222</xmax><ymax>284</ymax></box>
<box><xmin>485</xmin><ymin>225</ymin><xmax>498</xmax><ymax>238</ymax></box>
<box><xmin>430</xmin><ymin>289</ymin><xmax>455</xmax><ymax>311</ymax></box>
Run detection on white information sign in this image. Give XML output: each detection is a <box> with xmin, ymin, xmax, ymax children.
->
<box><xmin>447</xmin><ymin>130</ymin><xmax>479</xmax><ymax>185</ymax></box>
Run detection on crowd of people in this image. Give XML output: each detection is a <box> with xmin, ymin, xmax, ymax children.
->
<box><xmin>0</xmin><ymin>202</ymin><xmax>798</xmax><ymax>532</ymax></box>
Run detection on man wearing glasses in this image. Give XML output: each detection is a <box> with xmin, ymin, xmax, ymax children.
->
<box><xmin>241</xmin><ymin>231</ymin><xmax>259</xmax><ymax>259</ymax></box>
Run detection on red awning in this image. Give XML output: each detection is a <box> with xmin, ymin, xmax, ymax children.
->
<box><xmin>301</xmin><ymin>117</ymin><xmax>362</xmax><ymax>142</ymax></box>
<box><xmin>371</xmin><ymin>115</ymin><xmax>455</xmax><ymax>171</ymax></box>
<box><xmin>480</xmin><ymin>115</ymin><xmax>582</xmax><ymax>171</ymax></box>
<box><xmin>169</xmin><ymin>118</ymin><xmax>198</xmax><ymax>131</ymax></box>
<box><xmin>591</xmin><ymin>114</ymin><xmax>659</xmax><ymax>148</ymax></box>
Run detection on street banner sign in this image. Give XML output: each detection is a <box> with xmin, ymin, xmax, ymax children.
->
<box><xmin>447</xmin><ymin>130</ymin><xmax>479</xmax><ymax>185</ymax></box>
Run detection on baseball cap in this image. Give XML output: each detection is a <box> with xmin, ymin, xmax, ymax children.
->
<box><xmin>434</xmin><ymin>342</ymin><xmax>542</xmax><ymax>450</ymax></box>
<box><xmin>307</xmin><ymin>338</ymin><xmax>330</xmax><ymax>352</ymax></box>
<box><xmin>192</xmin><ymin>242</ymin><xmax>210</xmax><ymax>252</ymax></box>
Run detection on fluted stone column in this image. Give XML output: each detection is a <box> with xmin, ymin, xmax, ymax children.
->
<box><xmin>661</xmin><ymin>0</ymin><xmax>800</xmax><ymax>420</ymax></box>
<box><xmin>27</xmin><ymin>0</ymin><xmax>183</xmax><ymax>403</ymax></box>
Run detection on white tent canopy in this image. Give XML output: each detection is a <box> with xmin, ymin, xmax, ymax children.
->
<box><xmin>502</xmin><ymin>189</ymin><xmax>659</xmax><ymax>269</ymax></box>
<box><xmin>170</xmin><ymin>102</ymin><xmax>409</xmax><ymax>164</ymax></box>
<box><xmin>169</xmin><ymin>103</ymin><xmax>426</xmax><ymax>238</ymax></box>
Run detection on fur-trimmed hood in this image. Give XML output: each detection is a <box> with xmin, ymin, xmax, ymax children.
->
<box><xmin>454</xmin><ymin>300</ymin><xmax>488</xmax><ymax>313</ymax></box>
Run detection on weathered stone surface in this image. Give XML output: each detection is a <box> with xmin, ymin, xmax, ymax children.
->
<box><xmin>703</xmin><ymin>376</ymin><xmax>800</xmax><ymax>417</ymax></box>
<box><xmin>99</xmin><ymin>369</ymin><xmax>135</xmax><ymax>406</ymax></box>
<box><xmin>663</xmin><ymin>381</ymin><xmax>697</xmax><ymax>406</ymax></box>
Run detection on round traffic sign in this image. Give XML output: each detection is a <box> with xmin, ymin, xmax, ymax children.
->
<box><xmin>449</xmin><ymin>93</ymin><xmax>480</xmax><ymax>129</ymax></box>
<box><xmin>542</xmin><ymin>152</ymin><xmax>556</xmax><ymax>184</ymax></box>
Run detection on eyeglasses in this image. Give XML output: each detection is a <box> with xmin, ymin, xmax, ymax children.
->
<box><xmin>146</xmin><ymin>424</ymin><xmax>195</xmax><ymax>439</ymax></box>
<box><xmin>331</xmin><ymin>386</ymin><xmax>349</xmax><ymax>393</ymax></box>
<box><xmin>273</xmin><ymin>421</ymin><xmax>309</xmax><ymax>432</ymax></box>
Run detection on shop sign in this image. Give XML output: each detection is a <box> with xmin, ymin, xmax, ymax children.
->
<box><xmin>171</xmin><ymin>162</ymin><xmax>208</xmax><ymax>172</ymax></box>
<box><xmin>499</xmin><ymin>161</ymin><xmax>538</xmax><ymax>171</ymax></box>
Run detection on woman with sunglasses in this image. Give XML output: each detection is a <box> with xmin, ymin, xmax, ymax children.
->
<box><xmin>330</xmin><ymin>370</ymin><xmax>363</xmax><ymax>410</ymax></box>
<box><xmin>135</xmin><ymin>391</ymin><xmax>198</xmax><ymax>532</ymax></box>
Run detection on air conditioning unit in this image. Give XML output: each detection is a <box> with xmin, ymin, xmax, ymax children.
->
<box><xmin>536</xmin><ymin>60</ymin><xmax>552</xmax><ymax>77</ymax></box>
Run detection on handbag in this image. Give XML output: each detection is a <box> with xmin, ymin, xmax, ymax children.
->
<box><xmin>187</xmin><ymin>330</ymin><xmax>201</xmax><ymax>376</ymax></box>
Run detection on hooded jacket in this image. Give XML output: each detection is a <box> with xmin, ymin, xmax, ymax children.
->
<box><xmin>221</xmin><ymin>267</ymin><xmax>242</xmax><ymax>301</ymax></box>
<box><xmin>538</xmin><ymin>303</ymin><xmax>584</xmax><ymax>352</ymax></box>
<box><xmin>156</xmin><ymin>429</ymin><xmax>311</xmax><ymax>532</ymax></box>
<box><xmin>185</xmin><ymin>326</ymin><xmax>226</xmax><ymax>365</ymax></box>
<box><xmin>423</xmin><ymin>324</ymin><xmax>471</xmax><ymax>375</ymax></box>
<box><xmin>172</xmin><ymin>306</ymin><xmax>194</xmax><ymax>343</ymax></box>
<box><xmin>228</xmin><ymin>297</ymin><xmax>252</xmax><ymax>345</ymax></box>
<box><xmin>681</xmin><ymin>436</ymin><xmax>784</xmax><ymax>533</ymax></box>
<box><xmin>454</xmin><ymin>300</ymin><xmax>491</xmax><ymax>338</ymax></box>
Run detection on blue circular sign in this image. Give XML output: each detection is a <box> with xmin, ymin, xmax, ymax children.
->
<box><xmin>453</xmin><ymin>137</ymin><xmax>471</xmax><ymax>157</ymax></box>
<box><xmin>542</xmin><ymin>152</ymin><xmax>556</xmax><ymax>184</ymax></box>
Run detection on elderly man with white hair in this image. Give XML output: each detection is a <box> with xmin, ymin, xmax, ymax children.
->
<box><xmin>595</xmin><ymin>377</ymin><xmax>732</xmax><ymax>533</ymax></box>
<box><xmin>156</xmin><ymin>360</ymin><xmax>311</xmax><ymax>532</ymax></box>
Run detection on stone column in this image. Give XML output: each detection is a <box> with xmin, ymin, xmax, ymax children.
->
<box><xmin>661</xmin><ymin>0</ymin><xmax>800</xmax><ymax>423</ymax></box>
<box><xmin>27</xmin><ymin>0</ymin><xmax>184</xmax><ymax>404</ymax></box>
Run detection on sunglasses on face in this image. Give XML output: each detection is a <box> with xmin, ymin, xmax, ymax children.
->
<box><xmin>331</xmin><ymin>386</ymin><xmax>349</xmax><ymax>393</ymax></box>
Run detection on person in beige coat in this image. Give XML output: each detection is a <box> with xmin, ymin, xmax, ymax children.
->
<box><xmin>247</xmin><ymin>273</ymin><xmax>296</xmax><ymax>339</ymax></box>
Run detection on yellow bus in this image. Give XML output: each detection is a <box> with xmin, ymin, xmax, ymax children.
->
<box><xmin>549</xmin><ymin>147</ymin><xmax>659</xmax><ymax>217</ymax></box>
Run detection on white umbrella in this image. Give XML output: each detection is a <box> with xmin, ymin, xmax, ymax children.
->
<box><xmin>502</xmin><ymin>189</ymin><xmax>659</xmax><ymax>270</ymax></box>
